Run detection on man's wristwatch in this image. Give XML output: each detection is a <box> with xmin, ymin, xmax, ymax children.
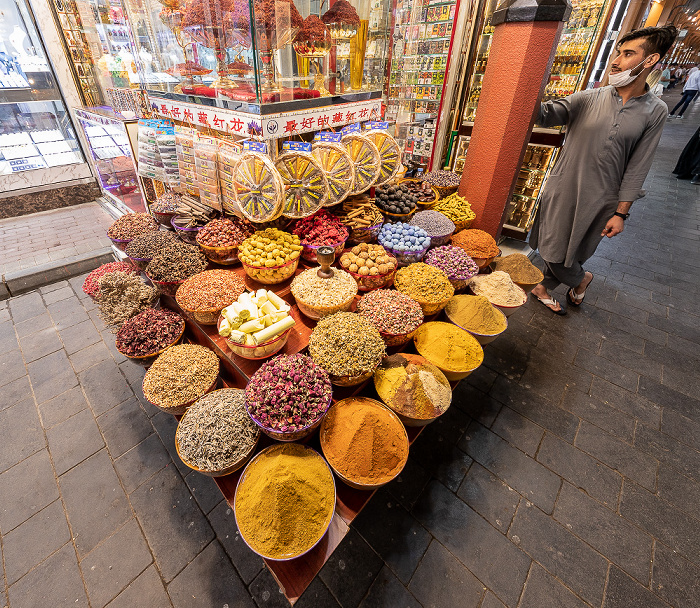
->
<box><xmin>614</xmin><ymin>212</ymin><xmax>630</xmax><ymax>220</ymax></box>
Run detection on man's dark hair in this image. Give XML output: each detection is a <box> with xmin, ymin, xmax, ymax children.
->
<box><xmin>617</xmin><ymin>25</ymin><xmax>678</xmax><ymax>59</ymax></box>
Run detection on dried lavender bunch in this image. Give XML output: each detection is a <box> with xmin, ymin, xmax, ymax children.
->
<box><xmin>96</xmin><ymin>271</ymin><xmax>159</xmax><ymax>331</ymax></box>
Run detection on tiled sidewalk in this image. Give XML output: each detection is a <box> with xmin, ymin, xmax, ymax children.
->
<box><xmin>0</xmin><ymin>202</ymin><xmax>114</xmax><ymax>277</ymax></box>
<box><xmin>1</xmin><ymin>93</ymin><xmax>699</xmax><ymax>608</ymax></box>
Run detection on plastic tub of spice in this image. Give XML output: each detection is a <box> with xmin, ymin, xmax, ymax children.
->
<box><xmin>291</xmin><ymin>268</ymin><xmax>358</xmax><ymax>321</ymax></box>
<box><xmin>146</xmin><ymin>242</ymin><xmax>209</xmax><ymax>296</ymax></box>
<box><xmin>108</xmin><ymin>235</ymin><xmax>133</xmax><ymax>252</ymax></box>
<box><xmin>445</xmin><ymin>295</ymin><xmax>508</xmax><ymax>345</ymax></box>
<box><xmin>356</xmin><ymin>289</ymin><xmax>424</xmax><ymax>347</ymax></box>
<box><xmin>234</xmin><ymin>443</ymin><xmax>336</xmax><ymax>561</ymax></box>
<box><xmin>292</xmin><ymin>209</ymin><xmax>350</xmax><ymax>263</ymax></box>
<box><xmin>394</xmin><ymin>263</ymin><xmax>455</xmax><ymax>316</ymax></box>
<box><xmin>107</xmin><ymin>213</ymin><xmax>160</xmax><ymax>251</ymax></box>
<box><xmin>320</xmin><ymin>397</ymin><xmax>409</xmax><ymax>489</ymax></box>
<box><xmin>175</xmin><ymin>269</ymin><xmax>247</xmax><ymax>325</ymax></box>
<box><xmin>414</xmin><ymin>321</ymin><xmax>484</xmax><ymax>381</ymax></box>
<box><xmin>244</xmin><ymin>354</ymin><xmax>333</xmax><ymax>441</ymax></box>
<box><xmin>175</xmin><ymin>389</ymin><xmax>260</xmax><ymax>477</ymax></box>
<box><xmin>82</xmin><ymin>262</ymin><xmax>138</xmax><ymax>299</ymax></box>
<box><xmin>469</xmin><ymin>271</ymin><xmax>528</xmax><ymax>317</ymax></box>
<box><xmin>309</xmin><ymin>312</ymin><xmax>386</xmax><ymax>386</ymax></box>
<box><xmin>115</xmin><ymin>308</ymin><xmax>185</xmax><ymax>366</ymax></box>
<box><xmin>373</xmin><ymin>353</ymin><xmax>452</xmax><ymax>426</ymax></box>
<box><xmin>171</xmin><ymin>216</ymin><xmax>204</xmax><ymax>245</ymax></box>
<box><xmin>378</xmin><ymin>222</ymin><xmax>431</xmax><ymax>266</ymax></box>
<box><xmin>142</xmin><ymin>344</ymin><xmax>220</xmax><ymax>415</ymax></box>
<box><xmin>301</xmin><ymin>238</ymin><xmax>347</xmax><ymax>263</ymax></box>
<box><xmin>491</xmin><ymin>253</ymin><xmax>544</xmax><ymax>294</ymax></box>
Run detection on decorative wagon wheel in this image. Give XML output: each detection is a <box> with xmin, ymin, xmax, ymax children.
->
<box><xmin>341</xmin><ymin>133</ymin><xmax>381</xmax><ymax>195</ymax></box>
<box><xmin>363</xmin><ymin>130</ymin><xmax>401</xmax><ymax>187</ymax></box>
<box><xmin>274</xmin><ymin>152</ymin><xmax>329</xmax><ymax>218</ymax></box>
<box><xmin>232</xmin><ymin>151</ymin><xmax>285</xmax><ymax>222</ymax></box>
<box><xmin>311</xmin><ymin>142</ymin><xmax>355</xmax><ymax>206</ymax></box>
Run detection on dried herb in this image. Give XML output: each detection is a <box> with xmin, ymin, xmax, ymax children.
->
<box><xmin>245</xmin><ymin>354</ymin><xmax>332</xmax><ymax>432</ymax></box>
<box><xmin>356</xmin><ymin>289</ymin><xmax>424</xmax><ymax>334</ymax></box>
<box><xmin>96</xmin><ymin>271</ymin><xmax>159</xmax><ymax>331</ymax></box>
<box><xmin>82</xmin><ymin>262</ymin><xmax>137</xmax><ymax>297</ymax></box>
<box><xmin>125</xmin><ymin>231</ymin><xmax>178</xmax><ymax>260</ymax></box>
<box><xmin>107</xmin><ymin>213</ymin><xmax>159</xmax><ymax>240</ymax></box>
<box><xmin>176</xmin><ymin>389</ymin><xmax>259</xmax><ymax>471</ymax></box>
<box><xmin>146</xmin><ymin>242</ymin><xmax>208</xmax><ymax>282</ymax></box>
<box><xmin>115</xmin><ymin>308</ymin><xmax>184</xmax><ymax>357</ymax></box>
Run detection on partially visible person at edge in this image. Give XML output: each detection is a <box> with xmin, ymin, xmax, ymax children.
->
<box><xmin>528</xmin><ymin>25</ymin><xmax>677</xmax><ymax>315</ymax></box>
<box><xmin>668</xmin><ymin>67</ymin><xmax>700</xmax><ymax>118</ymax></box>
<box><xmin>672</xmin><ymin>125</ymin><xmax>700</xmax><ymax>185</ymax></box>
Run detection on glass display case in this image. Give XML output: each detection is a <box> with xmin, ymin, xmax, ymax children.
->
<box><xmin>130</xmin><ymin>0</ymin><xmax>390</xmax><ymax>112</ymax></box>
<box><xmin>74</xmin><ymin>107</ymin><xmax>147</xmax><ymax>213</ymax></box>
<box><xmin>0</xmin><ymin>0</ymin><xmax>84</xmax><ymax>175</ymax></box>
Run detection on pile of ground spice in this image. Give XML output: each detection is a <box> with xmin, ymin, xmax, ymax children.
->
<box><xmin>452</xmin><ymin>229</ymin><xmax>500</xmax><ymax>259</ymax></box>
<box><xmin>394</xmin><ymin>263</ymin><xmax>454</xmax><ymax>304</ymax></box>
<box><xmin>321</xmin><ymin>0</ymin><xmax>360</xmax><ymax>25</ymax></box>
<box><xmin>414</xmin><ymin>322</ymin><xmax>484</xmax><ymax>372</ymax></box>
<box><xmin>374</xmin><ymin>354</ymin><xmax>451</xmax><ymax>420</ymax></box>
<box><xmin>469</xmin><ymin>271</ymin><xmax>526</xmax><ymax>307</ymax></box>
<box><xmin>446</xmin><ymin>295</ymin><xmax>507</xmax><ymax>335</ymax></box>
<box><xmin>235</xmin><ymin>443</ymin><xmax>335</xmax><ymax>559</ymax></box>
<box><xmin>321</xmin><ymin>397</ymin><xmax>408</xmax><ymax>485</ymax></box>
<box><xmin>492</xmin><ymin>253</ymin><xmax>544</xmax><ymax>284</ymax></box>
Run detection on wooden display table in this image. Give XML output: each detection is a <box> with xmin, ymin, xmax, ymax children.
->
<box><xmin>161</xmin><ymin>262</ymin><xmax>437</xmax><ymax>604</ymax></box>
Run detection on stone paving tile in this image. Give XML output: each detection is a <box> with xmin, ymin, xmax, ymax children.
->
<box><xmin>79</xmin><ymin>359</ymin><xmax>134</xmax><ymax>416</ymax></box>
<box><xmin>130</xmin><ymin>466</ymin><xmax>214</xmax><ymax>582</ymax></box>
<box><xmin>69</xmin><ymin>341</ymin><xmax>113</xmax><ymax>374</ymax></box>
<box><xmin>413</xmin><ymin>480</ymin><xmax>530</xmax><ymax>607</ymax></box>
<box><xmin>59</xmin><ymin>319</ymin><xmax>103</xmax><ymax>355</ymax></box>
<box><xmin>518</xmin><ymin>562</ymin><xmax>589</xmax><ymax>608</ymax></box>
<box><xmin>560</xmin><ymin>388</ymin><xmax>636</xmax><ymax>443</ymax></box>
<box><xmin>0</xmin><ymin>321</ymin><xmax>19</xmax><ymax>354</ymax></box>
<box><xmin>651</xmin><ymin>542</ymin><xmax>700</xmax><ymax>608</ymax></box>
<box><xmin>113</xmin><ymin>434</ymin><xmax>172</xmax><ymax>495</ymax></box>
<box><xmin>620</xmin><ymin>482</ymin><xmax>700</xmax><ymax>566</ymax></box>
<box><xmin>408</xmin><ymin>540</ymin><xmax>485</xmax><ymax>608</ymax></box>
<box><xmin>59</xmin><ymin>450</ymin><xmax>131</xmax><ymax>557</ymax></box>
<box><xmin>386</xmin><ymin>456</ymin><xmax>432</xmax><ymax>512</ymax></box>
<box><xmin>8</xmin><ymin>292</ymin><xmax>45</xmax><ymax>323</ymax></box>
<box><xmin>18</xmin><ymin>327</ymin><xmax>63</xmax><ymax>363</ymax></box>
<box><xmin>460</xmin><ymin>421</ymin><xmax>561</xmax><ymax>513</ymax></box>
<box><xmin>656</xmin><ymin>464</ymin><xmax>700</xmax><ymax>520</ymax></box>
<box><xmin>589</xmin><ymin>377</ymin><xmax>661</xmax><ymax>429</ymax></box>
<box><xmin>634</xmin><ymin>423</ymin><xmax>700</xmax><ymax>483</ymax></box>
<box><xmin>42</xmin><ymin>286</ymin><xmax>75</xmax><ymax>306</ymax></box>
<box><xmin>38</xmin><ymin>386</ymin><xmax>88</xmax><ymax>428</ymax></box>
<box><xmin>105</xmin><ymin>565</ymin><xmax>172</xmax><ymax>608</ymax></box>
<box><xmin>1</xmin><ymin>499</ymin><xmax>70</xmax><ymax>585</ymax></box>
<box><xmin>183</xmin><ymin>471</ymin><xmax>223</xmax><ymax>515</ymax></box>
<box><xmin>0</xmin><ymin>374</ymin><xmax>31</xmax><ymax>412</ymax></box>
<box><xmin>319</xmin><ymin>528</ymin><xmax>384</xmax><ymax>608</ymax></box>
<box><xmin>357</xmin><ymin>565</ymin><xmax>421</xmax><ymax>608</ymax></box>
<box><xmin>0</xmin><ymin>449</ymin><xmax>59</xmax><ymax>533</ymax></box>
<box><xmin>97</xmin><ymin>397</ymin><xmax>153</xmax><ymax>458</ymax></box>
<box><xmin>554</xmin><ymin>483</ymin><xmax>653</xmax><ymax>584</ymax></box>
<box><xmin>508</xmin><ymin>501</ymin><xmax>608</xmax><ymax>607</ymax></box>
<box><xmin>47</xmin><ymin>297</ymin><xmax>90</xmax><ymax>330</ymax></box>
<box><xmin>0</xmin><ymin>396</ymin><xmax>44</xmax><ymax>474</ymax></box>
<box><xmin>250</xmin><ymin>567</ymin><xmax>293</xmax><ymax>608</ymax></box>
<box><xmin>46</xmin><ymin>407</ymin><xmax>105</xmax><ymax>475</ymax></box>
<box><xmin>27</xmin><ymin>349</ymin><xmax>78</xmax><ymax>405</ymax></box>
<box><xmin>638</xmin><ymin>376</ymin><xmax>700</xmax><ymax>425</ymax></box>
<box><xmin>490</xmin><ymin>405</ymin><xmax>545</xmax><ymax>457</ymax></box>
<box><xmin>574</xmin><ymin>421</ymin><xmax>658</xmax><ymax>490</ymax></box>
<box><xmin>604</xmin><ymin>565</ymin><xmax>669</xmax><ymax>608</ymax></box>
<box><xmin>0</xmin><ymin>349</ymin><xmax>26</xmax><ymax>390</ymax></box>
<box><xmin>151</xmin><ymin>411</ymin><xmax>190</xmax><ymax>476</ymax></box>
<box><xmin>168</xmin><ymin>541</ymin><xmax>255</xmax><ymax>608</ymax></box>
<box><xmin>81</xmin><ymin>519</ymin><xmax>153</xmax><ymax>608</ymax></box>
<box><xmin>352</xmin><ymin>487</ymin><xmax>431</xmax><ymax>584</ymax></box>
<box><xmin>6</xmin><ymin>543</ymin><xmax>88</xmax><ymax>607</ymax></box>
<box><xmin>207</xmin><ymin>500</ymin><xmax>262</xmax><ymax>585</ymax></box>
<box><xmin>457</xmin><ymin>462</ymin><xmax>520</xmax><ymax>533</ymax></box>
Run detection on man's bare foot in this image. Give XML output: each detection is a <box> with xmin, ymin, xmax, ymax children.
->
<box><xmin>573</xmin><ymin>271</ymin><xmax>594</xmax><ymax>296</ymax></box>
<box><xmin>531</xmin><ymin>284</ymin><xmax>565</xmax><ymax>314</ymax></box>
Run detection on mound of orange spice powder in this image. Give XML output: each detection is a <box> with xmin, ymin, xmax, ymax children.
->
<box><xmin>452</xmin><ymin>229</ymin><xmax>500</xmax><ymax>259</ymax></box>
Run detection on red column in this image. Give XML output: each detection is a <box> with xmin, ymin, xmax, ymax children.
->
<box><xmin>459</xmin><ymin>1</ymin><xmax>570</xmax><ymax>237</ymax></box>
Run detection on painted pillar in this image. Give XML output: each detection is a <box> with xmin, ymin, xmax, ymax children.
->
<box><xmin>459</xmin><ymin>0</ymin><xmax>571</xmax><ymax>237</ymax></box>
<box><xmin>644</xmin><ymin>0</ymin><xmax>665</xmax><ymax>27</ymax></box>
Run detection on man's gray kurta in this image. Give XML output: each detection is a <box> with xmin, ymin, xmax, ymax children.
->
<box><xmin>529</xmin><ymin>85</ymin><xmax>667</xmax><ymax>267</ymax></box>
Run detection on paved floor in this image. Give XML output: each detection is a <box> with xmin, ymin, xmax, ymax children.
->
<box><xmin>0</xmin><ymin>202</ymin><xmax>114</xmax><ymax>277</ymax></box>
<box><xmin>1</xmin><ymin>92</ymin><xmax>699</xmax><ymax>608</ymax></box>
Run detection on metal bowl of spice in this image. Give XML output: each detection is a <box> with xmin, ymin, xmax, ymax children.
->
<box><xmin>244</xmin><ymin>353</ymin><xmax>333</xmax><ymax>441</ymax></box>
<box><xmin>115</xmin><ymin>308</ymin><xmax>186</xmax><ymax>366</ymax></box>
<box><xmin>413</xmin><ymin>321</ymin><xmax>484</xmax><ymax>382</ymax></box>
<box><xmin>308</xmin><ymin>312</ymin><xmax>386</xmax><ymax>386</ymax></box>
<box><xmin>445</xmin><ymin>295</ymin><xmax>508</xmax><ymax>345</ymax></box>
<box><xmin>356</xmin><ymin>289</ymin><xmax>424</xmax><ymax>347</ymax></box>
<box><xmin>290</xmin><ymin>267</ymin><xmax>358</xmax><ymax>321</ymax></box>
<box><xmin>234</xmin><ymin>443</ymin><xmax>336</xmax><ymax>561</ymax></box>
<box><xmin>320</xmin><ymin>397</ymin><xmax>409</xmax><ymax>489</ymax></box>
<box><xmin>175</xmin><ymin>269</ymin><xmax>247</xmax><ymax>325</ymax></box>
<box><xmin>175</xmin><ymin>389</ymin><xmax>260</xmax><ymax>477</ymax></box>
<box><xmin>374</xmin><ymin>354</ymin><xmax>452</xmax><ymax>426</ymax></box>
<box><xmin>142</xmin><ymin>344</ymin><xmax>220</xmax><ymax>414</ymax></box>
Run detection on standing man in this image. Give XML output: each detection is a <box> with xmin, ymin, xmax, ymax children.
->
<box><xmin>660</xmin><ymin>63</ymin><xmax>671</xmax><ymax>92</ymax></box>
<box><xmin>529</xmin><ymin>25</ymin><xmax>677</xmax><ymax>314</ymax></box>
<box><xmin>669</xmin><ymin>67</ymin><xmax>700</xmax><ymax>118</ymax></box>
<box><xmin>668</xmin><ymin>63</ymin><xmax>679</xmax><ymax>88</ymax></box>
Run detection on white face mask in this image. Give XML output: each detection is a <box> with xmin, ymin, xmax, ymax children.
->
<box><xmin>609</xmin><ymin>57</ymin><xmax>649</xmax><ymax>88</ymax></box>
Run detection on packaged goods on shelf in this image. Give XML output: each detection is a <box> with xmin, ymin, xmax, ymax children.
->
<box><xmin>193</xmin><ymin>135</ymin><xmax>222</xmax><ymax>211</ymax></box>
<box><xmin>175</xmin><ymin>126</ymin><xmax>199</xmax><ymax>196</ymax></box>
